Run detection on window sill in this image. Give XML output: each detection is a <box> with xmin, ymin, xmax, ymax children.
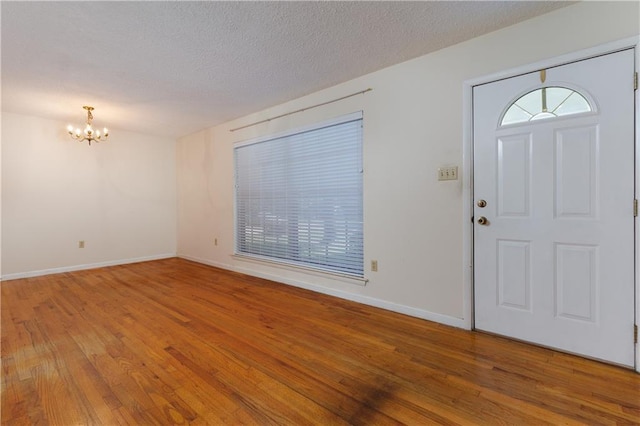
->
<box><xmin>231</xmin><ymin>254</ymin><xmax>368</xmax><ymax>287</ymax></box>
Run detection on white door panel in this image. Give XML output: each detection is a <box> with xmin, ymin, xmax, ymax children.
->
<box><xmin>474</xmin><ymin>50</ymin><xmax>635</xmax><ymax>367</ymax></box>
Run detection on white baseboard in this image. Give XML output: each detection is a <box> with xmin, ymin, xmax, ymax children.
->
<box><xmin>179</xmin><ymin>254</ymin><xmax>233</xmax><ymax>271</ymax></box>
<box><xmin>1</xmin><ymin>253</ymin><xmax>177</xmax><ymax>281</ymax></box>
<box><xmin>178</xmin><ymin>254</ymin><xmax>468</xmax><ymax>330</ymax></box>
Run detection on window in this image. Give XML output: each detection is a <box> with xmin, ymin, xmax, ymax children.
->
<box><xmin>234</xmin><ymin>112</ymin><xmax>363</xmax><ymax>277</ymax></box>
<box><xmin>501</xmin><ymin>86</ymin><xmax>592</xmax><ymax>126</ymax></box>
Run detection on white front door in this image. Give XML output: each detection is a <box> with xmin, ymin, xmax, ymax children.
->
<box><xmin>473</xmin><ymin>49</ymin><xmax>636</xmax><ymax>367</ymax></box>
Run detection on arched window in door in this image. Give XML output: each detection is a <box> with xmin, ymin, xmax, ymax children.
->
<box><xmin>500</xmin><ymin>86</ymin><xmax>592</xmax><ymax>126</ymax></box>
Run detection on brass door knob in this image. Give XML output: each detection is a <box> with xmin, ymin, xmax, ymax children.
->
<box><xmin>477</xmin><ymin>199</ymin><xmax>487</xmax><ymax>208</ymax></box>
<box><xmin>477</xmin><ymin>216</ymin><xmax>488</xmax><ymax>225</ymax></box>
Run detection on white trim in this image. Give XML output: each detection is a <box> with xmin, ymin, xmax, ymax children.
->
<box><xmin>466</xmin><ymin>36</ymin><xmax>640</xmax><ymax>88</ymax></box>
<box><xmin>0</xmin><ymin>253</ymin><xmax>176</xmax><ymax>281</ymax></box>
<box><xmin>634</xmin><ymin>39</ymin><xmax>640</xmax><ymax>373</ymax></box>
<box><xmin>179</xmin><ymin>254</ymin><xmax>233</xmax><ymax>271</ymax></box>
<box><xmin>231</xmin><ymin>253</ymin><xmax>368</xmax><ymax>286</ymax></box>
<box><xmin>462</xmin><ymin>36</ymin><xmax>640</xmax><ymax>371</ymax></box>
<box><xmin>179</xmin><ymin>254</ymin><xmax>467</xmax><ymax>329</ymax></box>
<box><xmin>461</xmin><ymin>78</ymin><xmax>474</xmax><ymax>331</ymax></box>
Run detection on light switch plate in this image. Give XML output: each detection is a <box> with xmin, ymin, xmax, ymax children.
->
<box><xmin>438</xmin><ymin>166</ymin><xmax>458</xmax><ymax>181</ymax></box>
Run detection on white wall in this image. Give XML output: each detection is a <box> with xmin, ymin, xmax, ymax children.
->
<box><xmin>177</xmin><ymin>1</ymin><xmax>640</xmax><ymax>326</ymax></box>
<box><xmin>2</xmin><ymin>112</ymin><xmax>177</xmax><ymax>279</ymax></box>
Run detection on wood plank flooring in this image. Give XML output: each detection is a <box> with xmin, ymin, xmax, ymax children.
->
<box><xmin>2</xmin><ymin>258</ymin><xmax>639</xmax><ymax>425</ymax></box>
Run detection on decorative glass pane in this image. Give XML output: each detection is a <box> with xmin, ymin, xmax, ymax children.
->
<box><xmin>501</xmin><ymin>87</ymin><xmax>592</xmax><ymax>126</ymax></box>
<box><xmin>554</xmin><ymin>92</ymin><xmax>591</xmax><ymax>116</ymax></box>
<box><xmin>502</xmin><ymin>106</ymin><xmax>532</xmax><ymax>125</ymax></box>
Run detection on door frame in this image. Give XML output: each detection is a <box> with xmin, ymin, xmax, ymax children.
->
<box><xmin>462</xmin><ymin>36</ymin><xmax>640</xmax><ymax>371</ymax></box>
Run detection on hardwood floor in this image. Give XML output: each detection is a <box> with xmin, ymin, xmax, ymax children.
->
<box><xmin>2</xmin><ymin>258</ymin><xmax>639</xmax><ymax>425</ymax></box>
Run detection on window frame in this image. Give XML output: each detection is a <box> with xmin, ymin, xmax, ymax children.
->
<box><xmin>233</xmin><ymin>111</ymin><xmax>365</xmax><ymax>281</ymax></box>
<box><xmin>498</xmin><ymin>85</ymin><xmax>597</xmax><ymax>128</ymax></box>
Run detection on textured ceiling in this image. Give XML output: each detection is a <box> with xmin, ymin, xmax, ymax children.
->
<box><xmin>1</xmin><ymin>1</ymin><xmax>571</xmax><ymax>139</ymax></box>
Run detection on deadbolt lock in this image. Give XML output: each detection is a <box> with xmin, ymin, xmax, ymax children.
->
<box><xmin>477</xmin><ymin>199</ymin><xmax>487</xmax><ymax>208</ymax></box>
<box><xmin>477</xmin><ymin>216</ymin><xmax>489</xmax><ymax>225</ymax></box>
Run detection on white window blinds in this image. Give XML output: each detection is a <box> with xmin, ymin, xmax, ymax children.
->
<box><xmin>234</xmin><ymin>113</ymin><xmax>364</xmax><ymax>277</ymax></box>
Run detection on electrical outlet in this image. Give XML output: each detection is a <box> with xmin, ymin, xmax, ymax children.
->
<box><xmin>78</xmin><ymin>240</ymin><xmax>85</xmax><ymax>249</ymax></box>
<box><xmin>438</xmin><ymin>166</ymin><xmax>458</xmax><ymax>181</ymax></box>
<box><xmin>371</xmin><ymin>260</ymin><xmax>378</xmax><ymax>272</ymax></box>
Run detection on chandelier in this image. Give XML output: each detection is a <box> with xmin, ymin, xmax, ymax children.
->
<box><xmin>67</xmin><ymin>106</ymin><xmax>109</xmax><ymax>145</ymax></box>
